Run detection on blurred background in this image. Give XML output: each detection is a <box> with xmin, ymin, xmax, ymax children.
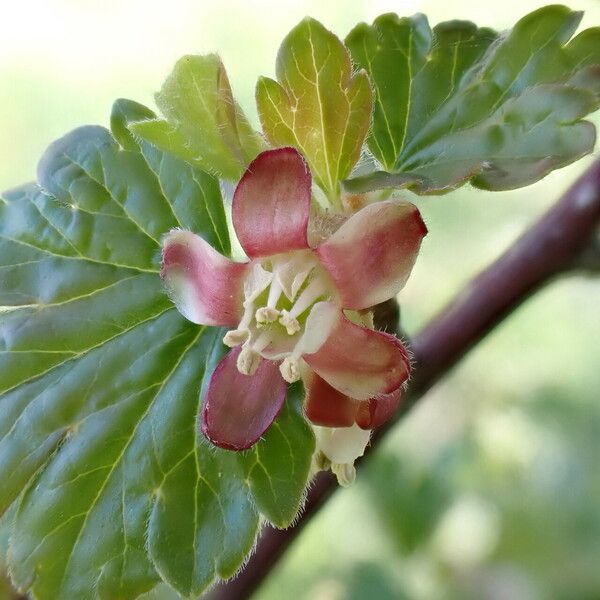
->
<box><xmin>2</xmin><ymin>1</ymin><xmax>600</xmax><ymax>599</ymax></box>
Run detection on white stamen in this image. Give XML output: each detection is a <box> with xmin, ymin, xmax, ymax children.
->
<box><xmin>238</xmin><ymin>300</ymin><xmax>256</xmax><ymax>331</ymax></box>
<box><xmin>289</xmin><ymin>277</ymin><xmax>327</xmax><ymax>318</ymax></box>
<box><xmin>236</xmin><ymin>346</ymin><xmax>261</xmax><ymax>375</ymax></box>
<box><xmin>252</xmin><ymin>331</ymin><xmax>272</xmax><ymax>353</ymax></box>
<box><xmin>244</xmin><ymin>263</ymin><xmax>272</xmax><ymax>302</ymax></box>
<box><xmin>331</xmin><ymin>462</ymin><xmax>356</xmax><ymax>487</ymax></box>
<box><xmin>255</xmin><ymin>306</ymin><xmax>280</xmax><ymax>324</ymax></box>
<box><xmin>279</xmin><ymin>356</ymin><xmax>301</xmax><ymax>383</ymax></box>
<box><xmin>278</xmin><ymin>310</ymin><xmax>301</xmax><ymax>335</ymax></box>
<box><xmin>267</xmin><ymin>275</ymin><xmax>283</xmax><ymax>308</ymax></box>
<box><xmin>275</xmin><ymin>253</ymin><xmax>315</xmax><ymax>300</ymax></box>
<box><xmin>223</xmin><ymin>329</ymin><xmax>249</xmax><ymax>347</ymax></box>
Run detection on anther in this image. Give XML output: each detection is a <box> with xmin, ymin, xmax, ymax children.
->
<box><xmin>223</xmin><ymin>329</ymin><xmax>250</xmax><ymax>347</ymax></box>
<box><xmin>236</xmin><ymin>346</ymin><xmax>261</xmax><ymax>375</ymax></box>
<box><xmin>279</xmin><ymin>356</ymin><xmax>301</xmax><ymax>383</ymax></box>
<box><xmin>278</xmin><ymin>310</ymin><xmax>301</xmax><ymax>335</ymax></box>
<box><xmin>255</xmin><ymin>307</ymin><xmax>280</xmax><ymax>324</ymax></box>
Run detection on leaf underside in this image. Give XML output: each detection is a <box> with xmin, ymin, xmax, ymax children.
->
<box><xmin>344</xmin><ymin>5</ymin><xmax>600</xmax><ymax>194</ymax></box>
<box><xmin>0</xmin><ymin>101</ymin><xmax>314</xmax><ymax>600</ymax></box>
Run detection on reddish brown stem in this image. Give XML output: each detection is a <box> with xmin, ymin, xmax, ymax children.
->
<box><xmin>407</xmin><ymin>164</ymin><xmax>600</xmax><ymax>399</ymax></box>
<box><xmin>206</xmin><ymin>159</ymin><xmax>600</xmax><ymax>600</ymax></box>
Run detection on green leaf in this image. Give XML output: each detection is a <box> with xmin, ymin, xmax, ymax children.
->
<box><xmin>111</xmin><ymin>98</ymin><xmax>230</xmax><ymax>256</ymax></box>
<box><xmin>111</xmin><ymin>98</ymin><xmax>156</xmax><ymax>152</ymax></box>
<box><xmin>239</xmin><ymin>382</ymin><xmax>315</xmax><ymax>528</ymax></box>
<box><xmin>131</xmin><ymin>55</ymin><xmax>265</xmax><ymax>181</ymax></box>
<box><xmin>0</xmin><ymin>502</ymin><xmax>16</xmax><ymax>569</ymax></box>
<box><xmin>257</xmin><ymin>17</ymin><xmax>373</xmax><ymax>204</ymax></box>
<box><xmin>138</xmin><ymin>584</ymin><xmax>182</xmax><ymax>600</ymax></box>
<box><xmin>345</xmin><ymin>6</ymin><xmax>600</xmax><ymax>193</ymax></box>
<box><xmin>345</xmin><ymin>13</ymin><xmax>440</xmax><ymax>173</ymax></box>
<box><xmin>0</xmin><ymin>114</ymin><xmax>314</xmax><ymax>599</ymax></box>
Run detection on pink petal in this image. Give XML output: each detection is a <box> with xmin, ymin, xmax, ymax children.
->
<box><xmin>355</xmin><ymin>389</ymin><xmax>403</xmax><ymax>430</ymax></box>
<box><xmin>161</xmin><ymin>230</ymin><xmax>248</xmax><ymax>326</ymax></box>
<box><xmin>302</xmin><ymin>302</ymin><xmax>411</xmax><ymax>401</ymax></box>
<box><xmin>232</xmin><ymin>147</ymin><xmax>311</xmax><ymax>258</ymax></box>
<box><xmin>304</xmin><ymin>371</ymin><xmax>403</xmax><ymax>429</ymax></box>
<box><xmin>316</xmin><ymin>200</ymin><xmax>427</xmax><ymax>310</ymax></box>
<box><xmin>201</xmin><ymin>347</ymin><xmax>288</xmax><ymax>450</ymax></box>
<box><xmin>304</xmin><ymin>370</ymin><xmax>358</xmax><ymax>427</ymax></box>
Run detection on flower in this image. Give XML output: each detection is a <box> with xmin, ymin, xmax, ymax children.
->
<box><xmin>312</xmin><ymin>424</ymin><xmax>372</xmax><ymax>487</ymax></box>
<box><xmin>160</xmin><ymin>147</ymin><xmax>426</xmax><ymax>460</ymax></box>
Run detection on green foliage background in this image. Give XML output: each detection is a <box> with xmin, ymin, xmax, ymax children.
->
<box><xmin>2</xmin><ymin>0</ymin><xmax>600</xmax><ymax>598</ymax></box>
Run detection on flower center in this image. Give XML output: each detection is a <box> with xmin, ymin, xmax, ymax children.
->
<box><xmin>223</xmin><ymin>250</ymin><xmax>332</xmax><ymax>380</ymax></box>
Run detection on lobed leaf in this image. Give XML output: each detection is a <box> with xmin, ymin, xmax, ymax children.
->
<box><xmin>257</xmin><ymin>17</ymin><xmax>373</xmax><ymax>204</ymax></box>
<box><xmin>0</xmin><ymin>109</ymin><xmax>313</xmax><ymax>599</ymax></box>
<box><xmin>111</xmin><ymin>98</ymin><xmax>230</xmax><ymax>256</ymax></box>
<box><xmin>345</xmin><ymin>6</ymin><xmax>600</xmax><ymax>193</ymax></box>
<box><xmin>131</xmin><ymin>55</ymin><xmax>265</xmax><ymax>181</ymax></box>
